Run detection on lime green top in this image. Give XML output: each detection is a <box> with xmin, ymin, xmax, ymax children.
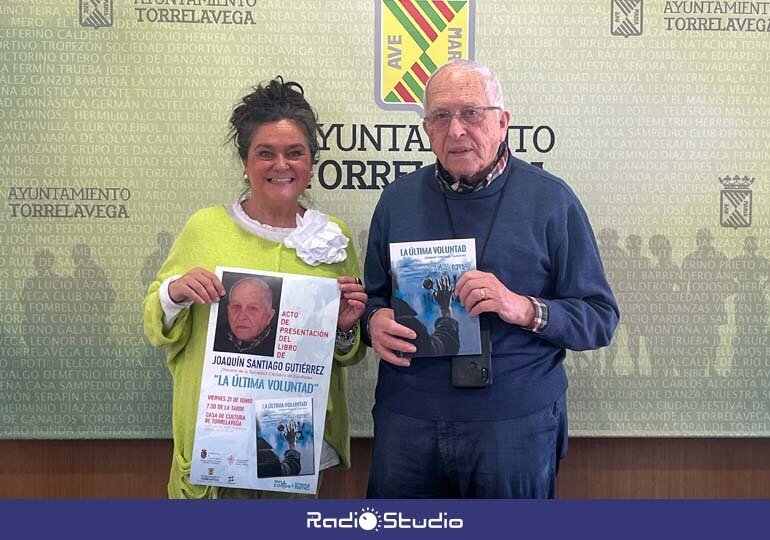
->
<box><xmin>143</xmin><ymin>205</ymin><xmax>364</xmax><ymax>499</ymax></box>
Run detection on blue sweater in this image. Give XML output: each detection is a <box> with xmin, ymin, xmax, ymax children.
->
<box><xmin>363</xmin><ymin>156</ymin><xmax>619</xmax><ymax>421</ymax></box>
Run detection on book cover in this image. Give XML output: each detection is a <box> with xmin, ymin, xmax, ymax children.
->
<box><xmin>255</xmin><ymin>397</ymin><xmax>314</xmax><ymax>479</ymax></box>
<box><xmin>389</xmin><ymin>238</ymin><xmax>481</xmax><ymax>357</ymax></box>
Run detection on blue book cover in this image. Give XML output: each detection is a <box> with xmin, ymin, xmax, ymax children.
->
<box><xmin>255</xmin><ymin>397</ymin><xmax>314</xmax><ymax>478</ymax></box>
<box><xmin>389</xmin><ymin>238</ymin><xmax>481</xmax><ymax>357</ymax></box>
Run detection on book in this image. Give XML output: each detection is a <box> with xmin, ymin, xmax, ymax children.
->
<box><xmin>255</xmin><ymin>397</ymin><xmax>314</xmax><ymax>479</ymax></box>
<box><xmin>389</xmin><ymin>238</ymin><xmax>481</xmax><ymax>357</ymax></box>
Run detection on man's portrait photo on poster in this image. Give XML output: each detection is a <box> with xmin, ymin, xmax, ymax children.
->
<box><xmin>213</xmin><ymin>271</ymin><xmax>283</xmax><ymax>357</ymax></box>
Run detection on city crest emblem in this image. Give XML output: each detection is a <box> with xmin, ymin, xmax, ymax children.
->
<box><xmin>375</xmin><ymin>0</ymin><xmax>475</xmax><ymax>112</ymax></box>
<box><xmin>80</xmin><ymin>0</ymin><xmax>113</xmax><ymax>29</ymax></box>
<box><xmin>720</xmin><ymin>175</ymin><xmax>754</xmax><ymax>228</ymax></box>
<box><xmin>611</xmin><ymin>0</ymin><xmax>643</xmax><ymax>37</ymax></box>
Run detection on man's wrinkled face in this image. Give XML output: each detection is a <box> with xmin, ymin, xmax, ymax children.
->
<box><xmin>423</xmin><ymin>69</ymin><xmax>510</xmax><ymax>181</ymax></box>
<box><xmin>227</xmin><ymin>281</ymin><xmax>275</xmax><ymax>341</ymax></box>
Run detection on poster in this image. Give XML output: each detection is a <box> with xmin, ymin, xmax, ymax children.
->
<box><xmin>190</xmin><ymin>267</ymin><xmax>338</xmax><ymax>494</ymax></box>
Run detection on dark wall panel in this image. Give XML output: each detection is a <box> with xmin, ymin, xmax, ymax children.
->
<box><xmin>2</xmin><ymin>438</ymin><xmax>769</xmax><ymax>499</ymax></box>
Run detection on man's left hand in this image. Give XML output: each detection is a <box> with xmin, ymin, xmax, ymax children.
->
<box><xmin>456</xmin><ymin>270</ymin><xmax>534</xmax><ymax>327</ymax></box>
<box><xmin>337</xmin><ymin>276</ymin><xmax>367</xmax><ymax>331</ymax></box>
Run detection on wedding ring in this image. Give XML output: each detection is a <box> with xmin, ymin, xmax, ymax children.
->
<box><xmin>480</xmin><ymin>287</ymin><xmax>486</xmax><ymax>300</ymax></box>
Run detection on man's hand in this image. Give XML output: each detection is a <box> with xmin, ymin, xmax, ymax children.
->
<box><xmin>368</xmin><ymin>308</ymin><xmax>417</xmax><ymax>367</ymax></box>
<box><xmin>337</xmin><ymin>276</ymin><xmax>367</xmax><ymax>331</ymax></box>
<box><xmin>168</xmin><ymin>267</ymin><xmax>225</xmax><ymax>304</ymax></box>
<box><xmin>456</xmin><ymin>270</ymin><xmax>534</xmax><ymax>327</ymax></box>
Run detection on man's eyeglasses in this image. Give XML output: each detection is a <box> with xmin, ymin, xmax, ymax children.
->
<box><xmin>423</xmin><ymin>106</ymin><xmax>501</xmax><ymax>130</ymax></box>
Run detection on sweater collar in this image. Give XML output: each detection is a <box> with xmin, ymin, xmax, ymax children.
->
<box><xmin>435</xmin><ymin>143</ymin><xmax>509</xmax><ymax>193</ymax></box>
<box><xmin>227</xmin><ymin>324</ymin><xmax>273</xmax><ymax>354</ymax></box>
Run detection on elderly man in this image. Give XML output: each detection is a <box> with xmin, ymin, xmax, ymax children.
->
<box><xmin>363</xmin><ymin>60</ymin><xmax>619</xmax><ymax>498</ymax></box>
<box><xmin>214</xmin><ymin>277</ymin><xmax>277</xmax><ymax>356</ymax></box>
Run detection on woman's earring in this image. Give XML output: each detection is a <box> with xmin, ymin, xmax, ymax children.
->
<box><xmin>243</xmin><ymin>172</ymin><xmax>248</xmax><ymax>181</ymax></box>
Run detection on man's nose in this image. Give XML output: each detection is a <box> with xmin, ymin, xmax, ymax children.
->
<box><xmin>447</xmin><ymin>114</ymin><xmax>466</xmax><ymax>137</ymax></box>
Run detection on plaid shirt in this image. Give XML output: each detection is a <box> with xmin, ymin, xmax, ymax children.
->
<box><xmin>435</xmin><ymin>144</ymin><xmax>549</xmax><ymax>332</ymax></box>
<box><xmin>524</xmin><ymin>296</ymin><xmax>549</xmax><ymax>333</ymax></box>
<box><xmin>435</xmin><ymin>144</ymin><xmax>509</xmax><ymax>193</ymax></box>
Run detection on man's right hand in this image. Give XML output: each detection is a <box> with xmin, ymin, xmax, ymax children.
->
<box><xmin>369</xmin><ymin>308</ymin><xmax>418</xmax><ymax>367</ymax></box>
<box><xmin>168</xmin><ymin>267</ymin><xmax>225</xmax><ymax>304</ymax></box>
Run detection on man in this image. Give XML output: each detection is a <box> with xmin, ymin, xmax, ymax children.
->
<box><xmin>214</xmin><ymin>277</ymin><xmax>277</xmax><ymax>356</ymax></box>
<box><xmin>363</xmin><ymin>60</ymin><xmax>619</xmax><ymax>498</ymax></box>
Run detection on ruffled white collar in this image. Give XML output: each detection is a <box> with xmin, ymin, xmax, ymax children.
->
<box><xmin>228</xmin><ymin>202</ymin><xmax>348</xmax><ymax>266</ymax></box>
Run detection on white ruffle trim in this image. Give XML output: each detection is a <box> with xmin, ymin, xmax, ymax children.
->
<box><xmin>283</xmin><ymin>209</ymin><xmax>348</xmax><ymax>266</ymax></box>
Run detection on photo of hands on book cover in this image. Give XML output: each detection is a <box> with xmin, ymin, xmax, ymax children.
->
<box><xmin>255</xmin><ymin>398</ymin><xmax>314</xmax><ymax>479</ymax></box>
<box><xmin>389</xmin><ymin>238</ymin><xmax>481</xmax><ymax>357</ymax></box>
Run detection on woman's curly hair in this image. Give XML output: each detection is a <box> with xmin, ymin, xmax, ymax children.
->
<box><xmin>228</xmin><ymin>76</ymin><xmax>320</xmax><ymax>164</ymax></box>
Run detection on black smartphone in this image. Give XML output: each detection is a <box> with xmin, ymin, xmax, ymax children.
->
<box><xmin>451</xmin><ymin>316</ymin><xmax>492</xmax><ymax>388</ymax></box>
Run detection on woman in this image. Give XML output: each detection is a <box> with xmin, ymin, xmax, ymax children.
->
<box><xmin>143</xmin><ymin>77</ymin><xmax>367</xmax><ymax>499</ymax></box>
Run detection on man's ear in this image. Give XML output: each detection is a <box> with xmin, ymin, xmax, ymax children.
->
<box><xmin>498</xmin><ymin>109</ymin><xmax>511</xmax><ymax>134</ymax></box>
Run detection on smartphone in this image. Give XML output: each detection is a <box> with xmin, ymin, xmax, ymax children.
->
<box><xmin>451</xmin><ymin>316</ymin><xmax>492</xmax><ymax>388</ymax></box>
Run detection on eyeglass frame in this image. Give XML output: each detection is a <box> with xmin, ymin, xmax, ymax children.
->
<box><xmin>422</xmin><ymin>105</ymin><xmax>502</xmax><ymax>130</ymax></box>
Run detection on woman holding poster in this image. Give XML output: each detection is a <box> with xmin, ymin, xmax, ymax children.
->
<box><xmin>143</xmin><ymin>78</ymin><xmax>366</xmax><ymax>499</ymax></box>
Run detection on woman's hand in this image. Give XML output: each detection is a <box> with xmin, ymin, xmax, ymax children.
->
<box><xmin>168</xmin><ymin>267</ymin><xmax>225</xmax><ymax>304</ymax></box>
<box><xmin>337</xmin><ymin>276</ymin><xmax>367</xmax><ymax>331</ymax></box>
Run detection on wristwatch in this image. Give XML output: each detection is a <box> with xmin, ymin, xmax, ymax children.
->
<box><xmin>336</xmin><ymin>324</ymin><xmax>358</xmax><ymax>342</ymax></box>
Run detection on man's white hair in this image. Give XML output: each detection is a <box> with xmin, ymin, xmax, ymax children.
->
<box><xmin>230</xmin><ymin>277</ymin><xmax>273</xmax><ymax>306</ymax></box>
<box><xmin>423</xmin><ymin>59</ymin><xmax>505</xmax><ymax>112</ymax></box>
